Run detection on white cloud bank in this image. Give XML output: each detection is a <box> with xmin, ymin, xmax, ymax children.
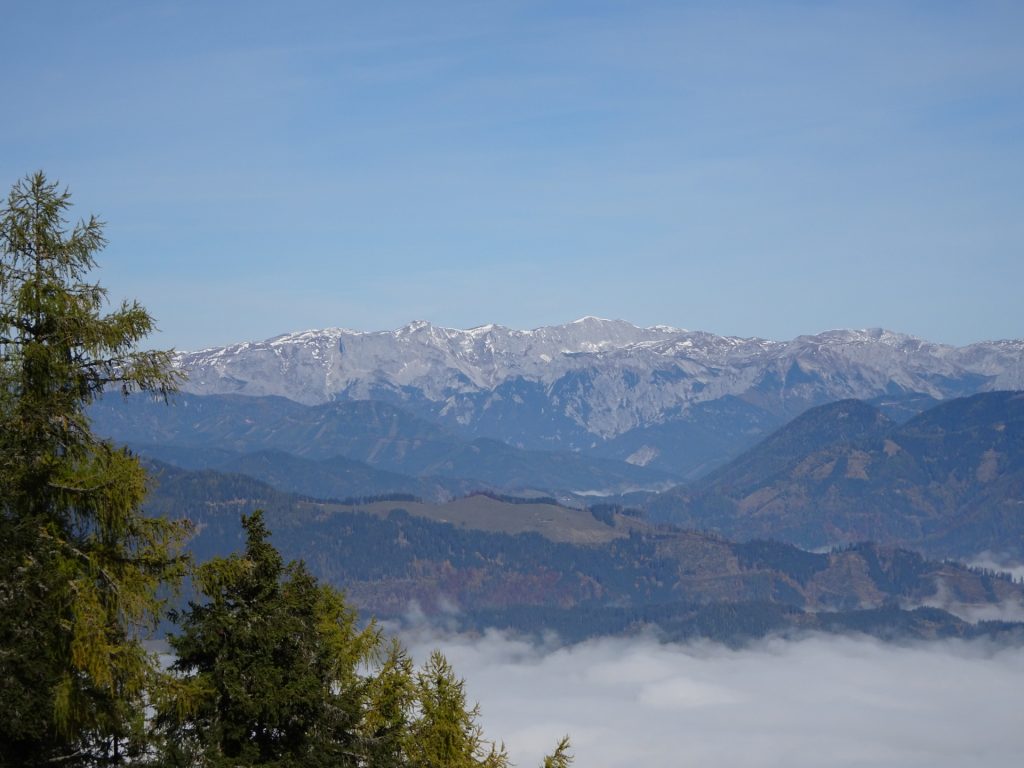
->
<box><xmin>401</xmin><ymin>629</ymin><xmax>1024</xmax><ymax>768</ymax></box>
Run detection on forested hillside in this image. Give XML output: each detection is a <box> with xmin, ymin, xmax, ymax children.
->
<box><xmin>648</xmin><ymin>392</ymin><xmax>1024</xmax><ymax>558</ymax></box>
<box><xmin>144</xmin><ymin>460</ymin><xmax>1024</xmax><ymax>645</ymax></box>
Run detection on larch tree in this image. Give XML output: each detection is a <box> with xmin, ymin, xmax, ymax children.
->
<box><xmin>407</xmin><ymin>651</ymin><xmax>509</xmax><ymax>768</ymax></box>
<box><xmin>0</xmin><ymin>172</ymin><xmax>188</xmax><ymax>766</ymax></box>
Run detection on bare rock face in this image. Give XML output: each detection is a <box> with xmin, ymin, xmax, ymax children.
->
<box><xmin>177</xmin><ymin>319</ymin><xmax>1024</xmax><ymax>450</ymax></box>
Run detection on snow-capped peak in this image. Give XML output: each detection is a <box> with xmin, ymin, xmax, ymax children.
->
<box><xmin>176</xmin><ymin>319</ymin><xmax>1024</xmax><ymax>441</ymax></box>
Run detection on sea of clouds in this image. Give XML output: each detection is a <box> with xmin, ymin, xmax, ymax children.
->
<box><xmin>401</xmin><ymin>629</ymin><xmax>1024</xmax><ymax>768</ymax></box>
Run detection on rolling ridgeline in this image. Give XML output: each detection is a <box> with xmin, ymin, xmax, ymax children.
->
<box><xmin>98</xmin><ymin>383</ymin><xmax>1024</xmax><ymax>644</ymax></box>
<box><xmin>647</xmin><ymin>391</ymin><xmax>1024</xmax><ymax>559</ymax></box>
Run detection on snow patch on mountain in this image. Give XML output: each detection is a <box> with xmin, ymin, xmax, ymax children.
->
<box><xmin>176</xmin><ymin>320</ymin><xmax>1024</xmax><ymax>441</ymax></box>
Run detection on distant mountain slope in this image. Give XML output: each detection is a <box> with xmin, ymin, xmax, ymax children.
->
<box><xmin>694</xmin><ymin>399</ymin><xmax>896</xmax><ymax>496</ymax></box>
<box><xmin>648</xmin><ymin>391</ymin><xmax>1024</xmax><ymax>558</ymax></box>
<box><xmin>143</xmin><ymin>461</ymin><xmax>1024</xmax><ymax>644</ymax></box>
<box><xmin>243</xmin><ymin>452</ymin><xmax>474</xmax><ymax>501</ymax></box>
<box><xmin>172</xmin><ymin>319</ymin><xmax>1024</xmax><ymax>476</ymax></box>
<box><xmin>93</xmin><ymin>393</ymin><xmax>674</xmax><ymax>495</ymax></box>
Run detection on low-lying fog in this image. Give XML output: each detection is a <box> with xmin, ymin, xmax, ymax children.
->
<box><xmin>401</xmin><ymin>629</ymin><xmax>1024</xmax><ymax>768</ymax></box>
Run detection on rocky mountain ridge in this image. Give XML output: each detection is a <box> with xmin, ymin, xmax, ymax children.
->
<box><xmin>176</xmin><ymin>319</ymin><xmax>1024</xmax><ymax>475</ymax></box>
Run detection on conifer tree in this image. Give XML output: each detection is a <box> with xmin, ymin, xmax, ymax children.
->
<box><xmin>408</xmin><ymin>652</ymin><xmax>509</xmax><ymax>768</ymax></box>
<box><xmin>158</xmin><ymin>511</ymin><xmax>573</xmax><ymax>768</ymax></box>
<box><xmin>0</xmin><ymin>172</ymin><xmax>187</xmax><ymax>765</ymax></box>
<box><xmin>542</xmin><ymin>737</ymin><xmax>574</xmax><ymax>768</ymax></box>
<box><xmin>157</xmin><ymin>511</ymin><xmax>381</xmax><ymax>767</ymax></box>
<box><xmin>0</xmin><ymin>173</ymin><xmax>575</xmax><ymax>767</ymax></box>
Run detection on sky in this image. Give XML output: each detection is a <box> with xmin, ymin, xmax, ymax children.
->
<box><xmin>402</xmin><ymin>628</ymin><xmax>1024</xmax><ymax>768</ymax></box>
<box><xmin>3</xmin><ymin>1</ymin><xmax>1023</xmax><ymax>350</ymax></box>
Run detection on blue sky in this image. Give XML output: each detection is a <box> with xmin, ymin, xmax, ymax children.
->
<box><xmin>3</xmin><ymin>1</ymin><xmax>1022</xmax><ymax>349</ymax></box>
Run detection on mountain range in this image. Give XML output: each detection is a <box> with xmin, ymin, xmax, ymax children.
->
<box><xmin>91</xmin><ymin>320</ymin><xmax>1024</xmax><ymax>555</ymax></box>
<box><xmin>175</xmin><ymin>319</ymin><xmax>1024</xmax><ymax>477</ymax></box>
<box><xmin>86</xmin><ymin>319</ymin><xmax>1024</xmax><ymax>642</ymax></box>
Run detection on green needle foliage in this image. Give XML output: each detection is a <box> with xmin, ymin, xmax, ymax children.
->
<box><xmin>156</xmin><ymin>511</ymin><xmax>381</xmax><ymax>767</ymax></box>
<box><xmin>408</xmin><ymin>651</ymin><xmax>509</xmax><ymax>768</ymax></box>
<box><xmin>542</xmin><ymin>737</ymin><xmax>574</xmax><ymax>768</ymax></box>
<box><xmin>157</xmin><ymin>511</ymin><xmax>572</xmax><ymax>768</ymax></box>
<box><xmin>0</xmin><ymin>172</ymin><xmax>188</xmax><ymax>766</ymax></box>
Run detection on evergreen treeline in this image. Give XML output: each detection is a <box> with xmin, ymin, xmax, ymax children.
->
<box><xmin>155</xmin><ymin>510</ymin><xmax>548</xmax><ymax>768</ymax></box>
<box><xmin>0</xmin><ymin>174</ymin><xmax>573</xmax><ymax>767</ymax></box>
